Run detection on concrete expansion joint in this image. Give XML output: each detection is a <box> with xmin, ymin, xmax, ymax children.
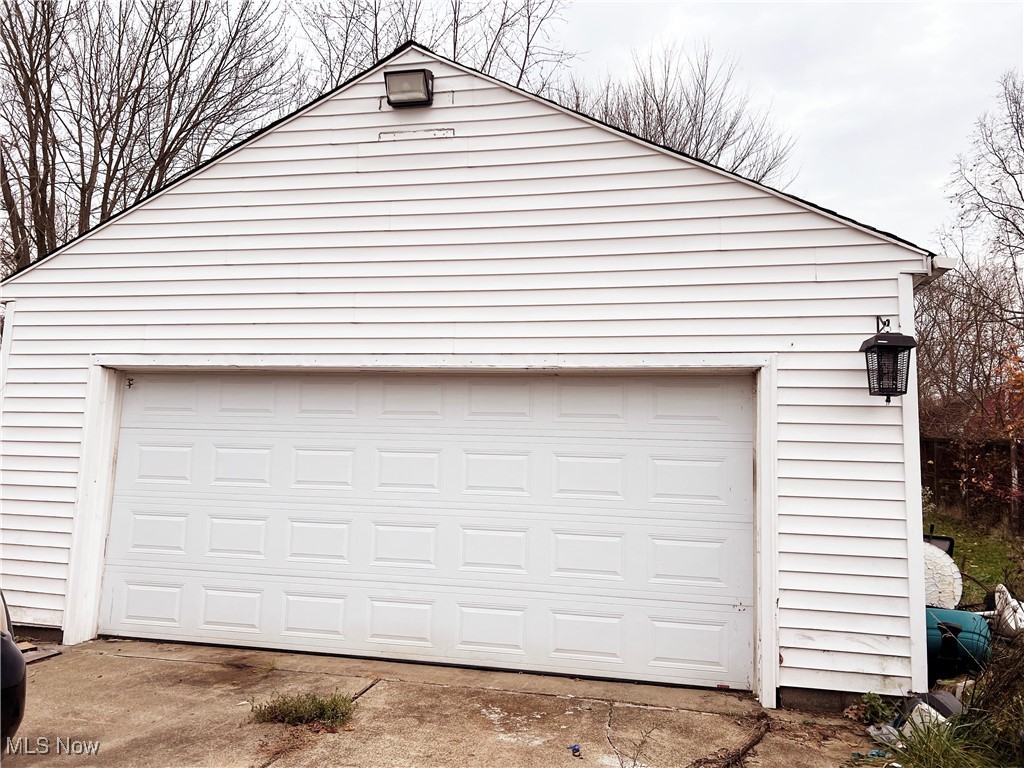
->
<box><xmin>611</xmin><ymin>700</ymin><xmax>692</xmax><ymax>714</ymax></box>
<box><xmin>351</xmin><ymin>678</ymin><xmax>381</xmax><ymax>701</ymax></box>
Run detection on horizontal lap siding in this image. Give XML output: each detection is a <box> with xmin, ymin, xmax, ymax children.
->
<box><xmin>0</xmin><ymin>333</ymin><xmax>88</xmax><ymax>622</ymax></box>
<box><xmin>0</xmin><ymin>50</ymin><xmax>925</xmax><ymax>693</ymax></box>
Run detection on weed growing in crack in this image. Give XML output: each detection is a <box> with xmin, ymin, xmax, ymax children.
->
<box><xmin>250</xmin><ymin>691</ymin><xmax>355</xmax><ymax>729</ymax></box>
<box><xmin>610</xmin><ymin>725</ymin><xmax>657</xmax><ymax>768</ymax></box>
<box><xmin>606</xmin><ymin>706</ymin><xmax>657</xmax><ymax>768</ymax></box>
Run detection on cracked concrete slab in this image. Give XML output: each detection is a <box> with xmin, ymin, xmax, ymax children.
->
<box><xmin>4</xmin><ymin>640</ymin><xmax>870</xmax><ymax>767</ymax></box>
<box><xmin>91</xmin><ymin>639</ymin><xmax>758</xmax><ymax>717</ymax></box>
<box><xmin>6</xmin><ymin>641</ymin><xmax>374</xmax><ymax>768</ymax></box>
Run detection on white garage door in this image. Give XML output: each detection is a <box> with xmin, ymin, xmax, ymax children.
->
<box><xmin>100</xmin><ymin>373</ymin><xmax>755</xmax><ymax>688</ymax></box>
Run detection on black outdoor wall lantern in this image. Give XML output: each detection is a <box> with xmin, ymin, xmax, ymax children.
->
<box><xmin>384</xmin><ymin>68</ymin><xmax>434</xmax><ymax>108</ymax></box>
<box><xmin>860</xmin><ymin>317</ymin><xmax>917</xmax><ymax>404</ymax></box>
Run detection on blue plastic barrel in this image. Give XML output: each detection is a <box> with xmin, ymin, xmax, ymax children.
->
<box><xmin>925</xmin><ymin>607</ymin><xmax>991</xmax><ymax>681</ymax></box>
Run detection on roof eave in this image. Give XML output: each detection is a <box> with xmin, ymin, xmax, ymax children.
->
<box><xmin>913</xmin><ymin>254</ymin><xmax>958</xmax><ymax>291</ymax></box>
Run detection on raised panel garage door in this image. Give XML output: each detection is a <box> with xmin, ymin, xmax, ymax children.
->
<box><xmin>100</xmin><ymin>373</ymin><xmax>755</xmax><ymax>688</ymax></box>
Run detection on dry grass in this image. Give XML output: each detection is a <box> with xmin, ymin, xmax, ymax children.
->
<box><xmin>250</xmin><ymin>691</ymin><xmax>355</xmax><ymax>728</ymax></box>
<box><xmin>893</xmin><ymin>718</ymin><xmax>1007</xmax><ymax>768</ymax></box>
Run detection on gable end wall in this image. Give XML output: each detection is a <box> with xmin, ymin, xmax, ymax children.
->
<box><xmin>0</xmin><ymin>49</ymin><xmax>927</xmax><ymax>696</ymax></box>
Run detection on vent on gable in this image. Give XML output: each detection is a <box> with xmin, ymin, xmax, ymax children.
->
<box><xmin>378</xmin><ymin>128</ymin><xmax>456</xmax><ymax>142</ymax></box>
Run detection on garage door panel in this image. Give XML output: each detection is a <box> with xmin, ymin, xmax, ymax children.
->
<box><xmin>121</xmin><ymin>375</ymin><xmax>754</xmax><ymax>438</ymax></box>
<box><xmin>103</xmin><ymin>373</ymin><xmax>755</xmax><ymax>689</ymax></box>
<box><xmin>107</xmin><ymin>500</ymin><xmax>751</xmax><ymax>600</ymax></box>
<box><xmin>114</xmin><ymin>433</ymin><xmax>752</xmax><ymax>513</ymax></box>
<box><xmin>100</xmin><ymin>567</ymin><xmax>753</xmax><ymax>686</ymax></box>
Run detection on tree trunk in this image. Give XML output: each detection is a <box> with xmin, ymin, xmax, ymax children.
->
<box><xmin>1010</xmin><ymin>439</ymin><xmax>1019</xmax><ymax>533</ymax></box>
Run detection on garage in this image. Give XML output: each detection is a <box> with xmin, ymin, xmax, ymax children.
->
<box><xmin>2</xmin><ymin>41</ymin><xmax>944</xmax><ymax>703</ymax></box>
<box><xmin>98</xmin><ymin>372</ymin><xmax>755</xmax><ymax>688</ymax></box>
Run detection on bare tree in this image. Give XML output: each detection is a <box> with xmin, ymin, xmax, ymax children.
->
<box><xmin>299</xmin><ymin>0</ymin><xmax>575</xmax><ymax>94</ymax></box>
<box><xmin>559</xmin><ymin>42</ymin><xmax>794</xmax><ymax>186</ymax></box>
<box><xmin>916</xmin><ymin>258</ymin><xmax>1020</xmax><ymax>440</ymax></box>
<box><xmin>916</xmin><ymin>260</ymin><xmax>1024</xmax><ymax>527</ymax></box>
<box><xmin>0</xmin><ymin>0</ymin><xmax>578</xmax><ymax>276</ymax></box>
<box><xmin>917</xmin><ymin>69</ymin><xmax>1024</xmax><ymax>441</ymax></box>
<box><xmin>0</xmin><ymin>0</ymin><xmax>303</xmax><ymax>276</ymax></box>
<box><xmin>939</xmin><ymin>70</ymin><xmax>1024</xmax><ymax>465</ymax></box>
<box><xmin>916</xmin><ymin>70</ymin><xmax>1024</xmax><ymax>526</ymax></box>
<box><xmin>949</xmin><ymin>70</ymin><xmax>1024</xmax><ymax>331</ymax></box>
<box><xmin>0</xmin><ymin>1</ymin><xmax>68</xmax><ymax>272</ymax></box>
<box><xmin>0</xmin><ymin>2</ymin><xmax>796</xmax><ymax>276</ymax></box>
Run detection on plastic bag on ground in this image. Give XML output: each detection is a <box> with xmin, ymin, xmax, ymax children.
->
<box><xmin>991</xmin><ymin>584</ymin><xmax>1024</xmax><ymax>639</ymax></box>
<box><xmin>867</xmin><ymin>723</ymin><xmax>903</xmax><ymax>748</ymax></box>
<box><xmin>900</xmin><ymin>702</ymin><xmax>948</xmax><ymax>736</ymax></box>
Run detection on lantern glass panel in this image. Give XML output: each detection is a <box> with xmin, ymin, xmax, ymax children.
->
<box><xmin>859</xmin><ymin>327</ymin><xmax>916</xmax><ymax>401</ymax></box>
<box><xmin>864</xmin><ymin>345</ymin><xmax>912</xmax><ymax>397</ymax></box>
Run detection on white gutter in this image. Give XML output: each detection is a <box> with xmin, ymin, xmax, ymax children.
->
<box><xmin>914</xmin><ymin>254</ymin><xmax>958</xmax><ymax>290</ymax></box>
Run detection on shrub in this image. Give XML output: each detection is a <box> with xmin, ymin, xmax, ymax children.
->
<box><xmin>250</xmin><ymin>691</ymin><xmax>355</xmax><ymax>728</ymax></box>
<box><xmin>858</xmin><ymin>692</ymin><xmax>898</xmax><ymax>725</ymax></box>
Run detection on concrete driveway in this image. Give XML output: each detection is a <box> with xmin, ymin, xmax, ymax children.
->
<box><xmin>6</xmin><ymin>639</ymin><xmax>870</xmax><ymax>767</ymax></box>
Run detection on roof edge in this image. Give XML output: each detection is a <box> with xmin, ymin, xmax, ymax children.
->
<box><xmin>408</xmin><ymin>46</ymin><xmax>936</xmax><ymax>260</ymax></box>
<box><xmin>3</xmin><ymin>39</ymin><xmax>934</xmax><ymax>285</ymax></box>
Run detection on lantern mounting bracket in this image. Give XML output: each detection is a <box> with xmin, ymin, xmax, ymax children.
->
<box><xmin>876</xmin><ymin>316</ymin><xmax>891</xmax><ymax>333</ymax></box>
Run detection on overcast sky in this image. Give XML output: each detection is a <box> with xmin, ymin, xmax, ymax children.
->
<box><xmin>557</xmin><ymin>0</ymin><xmax>1023</xmax><ymax>252</ymax></box>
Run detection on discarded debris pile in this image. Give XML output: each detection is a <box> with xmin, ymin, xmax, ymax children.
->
<box><xmin>921</xmin><ymin>527</ymin><xmax>1024</xmax><ymax>684</ymax></box>
<box><xmin>846</xmin><ymin>528</ymin><xmax>1024</xmax><ymax>766</ymax></box>
<box><xmin>849</xmin><ymin>684</ymin><xmax>1018</xmax><ymax>767</ymax></box>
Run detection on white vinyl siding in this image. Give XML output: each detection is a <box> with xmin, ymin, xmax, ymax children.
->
<box><xmin>0</xmin><ymin>48</ymin><xmax>928</xmax><ymax>694</ymax></box>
